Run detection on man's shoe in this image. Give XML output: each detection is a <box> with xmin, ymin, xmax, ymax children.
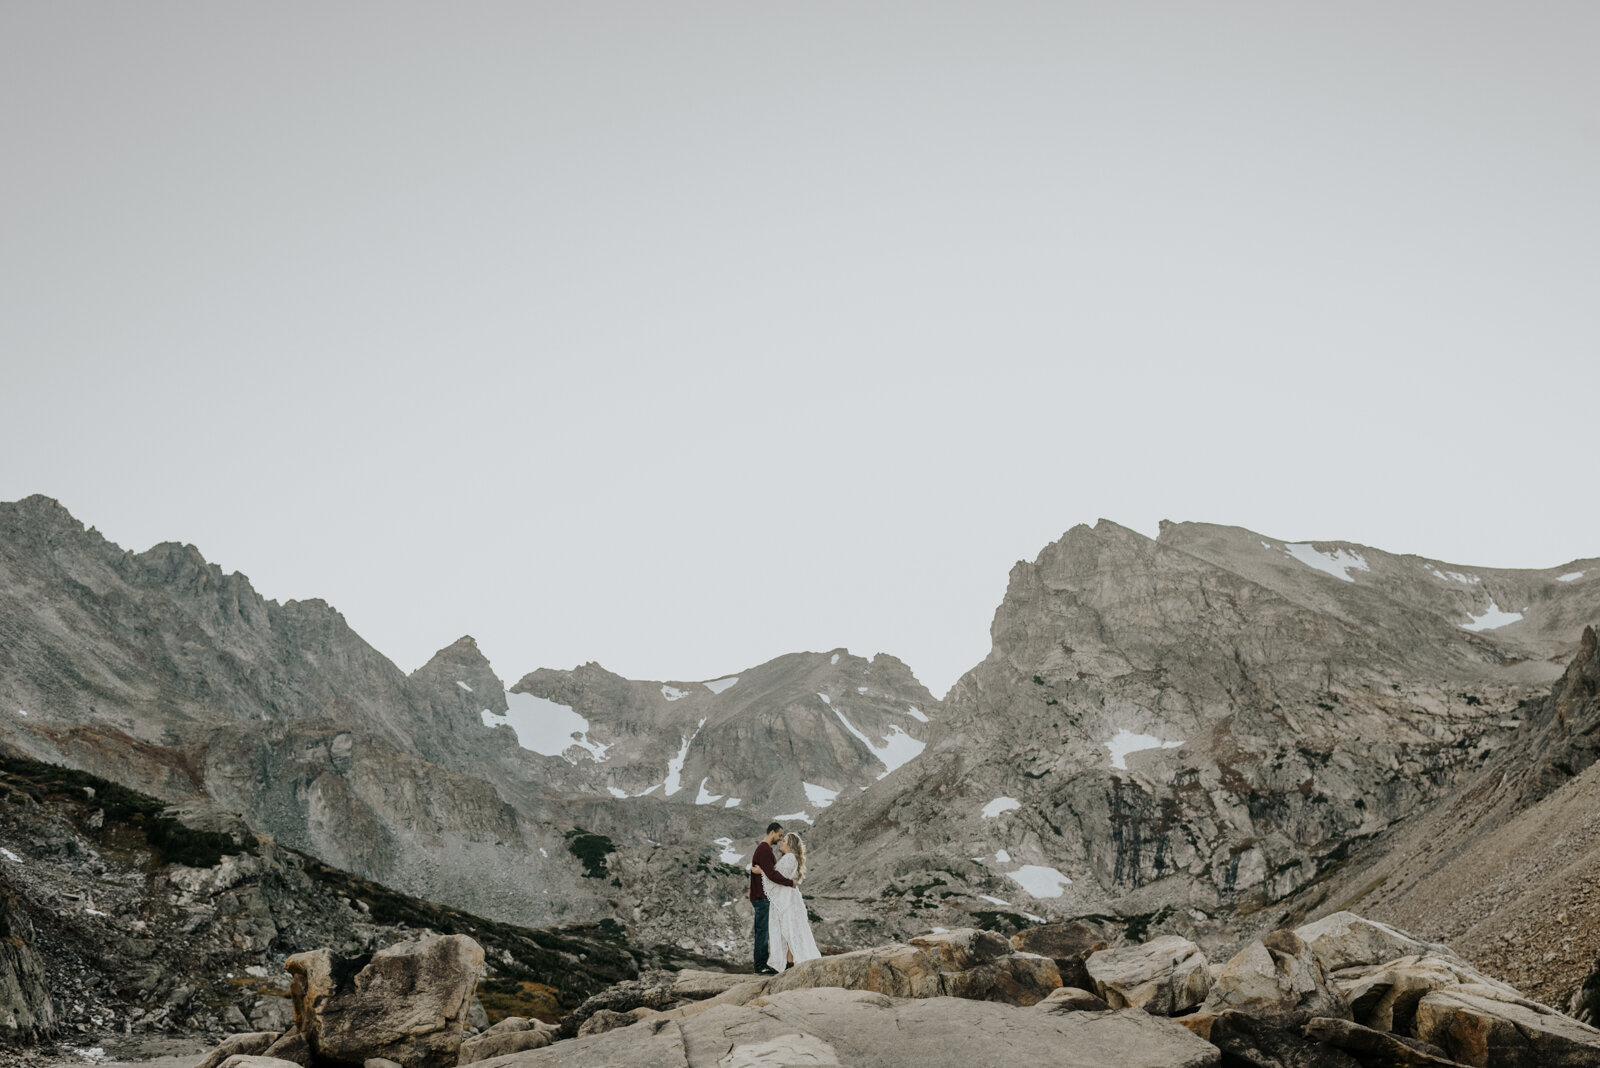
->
<box><xmin>756</xmin><ymin>966</ymin><xmax>779</xmax><ymax>975</ymax></box>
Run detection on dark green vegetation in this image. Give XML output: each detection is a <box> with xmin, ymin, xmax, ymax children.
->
<box><xmin>0</xmin><ymin>752</ymin><xmax>254</xmax><ymax>868</ymax></box>
<box><xmin>971</xmin><ymin>909</ymin><xmax>1033</xmax><ymax>934</ymax></box>
<box><xmin>564</xmin><ymin>828</ymin><xmax>616</xmax><ymax>879</ymax></box>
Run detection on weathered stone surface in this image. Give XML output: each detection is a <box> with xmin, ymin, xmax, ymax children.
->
<box><xmin>195</xmin><ymin>1032</ymin><xmax>281</xmax><ymax>1068</ymax></box>
<box><xmin>1304</xmin><ymin>1017</ymin><xmax>1471</xmax><ymax>1067</ymax></box>
<box><xmin>1295</xmin><ymin>913</ymin><xmax>1456</xmax><ymax>973</ymax></box>
<box><xmin>365</xmin><ymin>1060</ymin><xmax>404</xmax><ymax>1068</ymax></box>
<box><xmin>1415</xmin><ymin>984</ymin><xmax>1600</xmax><ymax>1068</ymax></box>
<box><xmin>1036</xmin><ymin>986</ymin><xmax>1112</xmax><ymax>1013</ymax></box>
<box><xmin>473</xmin><ymin>988</ymin><xmax>1220</xmax><ymax>1067</ymax></box>
<box><xmin>286</xmin><ymin>934</ymin><xmax>484</xmax><ymax>1068</ymax></box>
<box><xmin>578</xmin><ymin>1007</ymin><xmax>659</xmax><ymax>1037</ymax></box>
<box><xmin>259</xmin><ymin>1030</ymin><xmax>309</xmax><ymax>1066</ymax></box>
<box><xmin>1207</xmin><ymin>1009</ymin><xmax>1361</xmax><ymax>1068</ymax></box>
<box><xmin>1086</xmin><ymin>935</ymin><xmax>1212</xmax><ymax>1015</ymax></box>
<box><xmin>559</xmin><ymin>973</ymin><xmax>682</xmax><ymax>1037</ymax></box>
<box><xmin>1334</xmin><ymin>954</ymin><xmax>1518</xmax><ymax>1034</ymax></box>
<box><xmin>1011</xmin><ymin>922</ymin><xmax>1109</xmax><ymax>989</ymax></box>
<box><xmin>1204</xmin><ymin>930</ymin><xmax>1349</xmax><ymax>1026</ymax></box>
<box><xmin>457</xmin><ymin>1027</ymin><xmax>552</xmax><ymax>1064</ymax></box>
<box><xmin>761</xmin><ymin>936</ymin><xmax>1061</xmax><ymax>1007</ymax></box>
<box><xmin>669</xmin><ymin>969</ymin><xmax>753</xmax><ymax>1000</ymax></box>
<box><xmin>217</xmin><ymin>1058</ymin><xmax>311</xmax><ymax>1068</ymax></box>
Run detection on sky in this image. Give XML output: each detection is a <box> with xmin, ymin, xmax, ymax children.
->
<box><xmin>3</xmin><ymin>3</ymin><xmax>1597</xmax><ymax>697</ymax></box>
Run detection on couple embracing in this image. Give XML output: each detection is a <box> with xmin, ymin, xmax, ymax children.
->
<box><xmin>747</xmin><ymin>820</ymin><xmax>821</xmax><ymax>974</ymax></box>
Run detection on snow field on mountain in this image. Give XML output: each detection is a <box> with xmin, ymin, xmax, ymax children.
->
<box><xmin>1105</xmin><ymin>730</ymin><xmax>1184</xmax><ymax>770</ymax></box>
<box><xmin>482</xmin><ymin>691</ymin><xmax>610</xmax><ymax>762</ymax></box>
<box><xmin>1284</xmin><ymin>543</ymin><xmax>1370</xmax><ymax>582</ymax></box>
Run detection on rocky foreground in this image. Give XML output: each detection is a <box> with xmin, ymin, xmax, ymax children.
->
<box><xmin>140</xmin><ymin>911</ymin><xmax>1600</xmax><ymax>1068</ymax></box>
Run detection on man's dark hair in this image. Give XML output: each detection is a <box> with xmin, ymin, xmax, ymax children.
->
<box><xmin>765</xmin><ymin>821</ymin><xmax>784</xmax><ymax>834</ymax></box>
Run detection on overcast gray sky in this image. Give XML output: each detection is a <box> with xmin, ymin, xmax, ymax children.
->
<box><xmin>4</xmin><ymin>3</ymin><xmax>1597</xmax><ymax>696</ymax></box>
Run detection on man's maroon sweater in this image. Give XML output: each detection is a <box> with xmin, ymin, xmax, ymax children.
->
<box><xmin>748</xmin><ymin>840</ymin><xmax>795</xmax><ymax>901</ymax></box>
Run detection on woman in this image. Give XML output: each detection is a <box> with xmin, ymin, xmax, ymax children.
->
<box><xmin>763</xmin><ymin>831</ymin><xmax>821</xmax><ymax>971</ymax></box>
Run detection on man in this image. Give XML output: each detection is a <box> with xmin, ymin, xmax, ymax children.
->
<box><xmin>747</xmin><ymin>821</ymin><xmax>795</xmax><ymax>974</ymax></box>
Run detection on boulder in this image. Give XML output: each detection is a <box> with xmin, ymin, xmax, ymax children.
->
<box><xmin>761</xmin><ymin>934</ymin><xmax>1061</xmax><ymax>1007</ymax></box>
<box><xmin>1036</xmin><ymin>986</ymin><xmax>1112</xmax><ymax>1013</ymax></box>
<box><xmin>248</xmin><ymin>996</ymin><xmax>294</xmax><ymax>1033</ymax></box>
<box><xmin>286</xmin><ymin>934</ymin><xmax>484</xmax><ymax>1068</ymax></box>
<box><xmin>1203</xmin><ymin>930</ymin><xmax>1349</xmax><ymax>1026</ymax></box>
<box><xmin>1334</xmin><ymin>954</ymin><xmax>1518</xmax><ymax>1034</ymax></box>
<box><xmin>1294</xmin><ymin>913</ymin><xmax>1454</xmax><ymax>973</ymax></box>
<box><xmin>467</xmin><ymin>988</ymin><xmax>1222</xmax><ymax>1067</ymax></box>
<box><xmin>1206</xmin><ymin>1009</ymin><xmax>1361</xmax><ymax>1068</ymax></box>
<box><xmin>365</xmin><ymin>1060</ymin><xmax>405</xmax><ymax>1068</ymax></box>
<box><xmin>1011</xmin><ymin>922</ymin><xmax>1109</xmax><ymax>989</ymax></box>
<box><xmin>217</xmin><ymin>1059</ymin><xmax>312</xmax><ymax>1068</ymax></box>
<box><xmin>1304</xmin><ymin>1017</ymin><xmax>1472</xmax><ymax>1067</ymax></box>
<box><xmin>1086</xmin><ymin>935</ymin><xmax>1213</xmax><ymax>1016</ymax></box>
<box><xmin>457</xmin><ymin>1027</ymin><xmax>553</xmax><ymax>1064</ymax></box>
<box><xmin>1414</xmin><ymin>984</ymin><xmax>1600</xmax><ymax>1068</ymax></box>
<box><xmin>195</xmin><ymin>1032</ymin><xmax>282</xmax><ymax>1068</ymax></box>
<box><xmin>481</xmin><ymin>1015</ymin><xmax>531</xmax><ymax>1037</ymax></box>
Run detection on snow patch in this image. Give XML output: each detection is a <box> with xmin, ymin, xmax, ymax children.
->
<box><xmin>1</xmin><ymin>848</ymin><xmax>20</xmax><ymax>862</ymax></box>
<box><xmin>724</xmin><ymin>797</ymin><xmax>741</xmax><ymax>808</ymax></box>
<box><xmin>70</xmin><ymin>1049</ymin><xmax>107</xmax><ymax>1063</ymax></box>
<box><xmin>773</xmin><ymin>810</ymin><xmax>811</xmax><ymax>824</ymax></box>
<box><xmin>1559</xmin><ymin>571</ymin><xmax>1586</xmax><ymax>583</ymax></box>
<box><xmin>606</xmin><ymin>787</ymin><xmax>628</xmax><ymax>799</ymax></box>
<box><xmin>1432</xmin><ymin>569</ymin><xmax>1480</xmax><ymax>585</ymax></box>
<box><xmin>817</xmin><ymin>692</ymin><xmax>832</xmax><ymax>705</ymax></box>
<box><xmin>85</xmin><ymin>908</ymin><xmax>108</xmax><ymax>917</ymax></box>
<box><xmin>484</xmin><ymin>692</ymin><xmax>610</xmax><ymax>763</ymax></box>
<box><xmin>456</xmin><ymin>680</ymin><xmax>473</xmax><ymax>692</ymax></box>
<box><xmin>538</xmin><ymin>848</ymin><xmax>547</xmax><ymax>858</ymax></box>
<box><xmin>663</xmin><ymin>719</ymin><xmax>706</xmax><ymax>796</ymax></box>
<box><xmin>906</xmin><ymin>706</ymin><xmax>930</xmax><ymax>723</ymax></box>
<box><xmin>994</xmin><ymin>849</ymin><xmax>1011</xmax><ymax>863</ymax></box>
<box><xmin>857</xmin><ymin>686</ymin><xmax>869</xmax><ymax>694</ymax></box>
<box><xmin>1260</xmin><ymin>540</ymin><xmax>1273</xmax><ymax>550</ymax></box>
<box><xmin>1284</xmin><ymin>543</ymin><xmax>1369</xmax><ymax>582</ymax></box>
<box><xmin>980</xmin><ymin>895</ymin><xmax>1012</xmax><ymax>907</ymax></box>
<box><xmin>931</xmin><ymin>926</ymin><xmax>949</xmax><ymax>933</ymax></box>
<box><xmin>982</xmin><ymin>797</ymin><xmax>1021</xmax><ymax>819</ymax></box>
<box><xmin>1006</xmin><ymin>865</ymin><xmax>1073</xmax><ymax>899</ymax></box>
<box><xmin>695</xmin><ymin>777</ymin><xmax>724</xmax><ymax>805</ymax></box>
<box><xmin>15</xmin><ymin>709</ymin><xmax>26</xmax><ymax>716</ymax></box>
<box><xmin>831</xmin><ymin>653</ymin><xmax>840</xmax><ymax>665</ymax></box>
<box><xmin>832</xmin><ymin>706</ymin><xmax>926</xmax><ymax>778</ymax></box>
<box><xmin>705</xmin><ymin>676</ymin><xmax>740</xmax><ymax>694</ymax></box>
<box><xmin>803</xmin><ymin>782</ymin><xmax>840</xmax><ymax>808</ymax></box>
<box><xmin>661</xmin><ymin>685</ymin><xmax>689</xmax><ymax>701</ymax></box>
<box><xmin>1105</xmin><ymin>730</ymin><xmax>1183</xmax><ymax>770</ymax></box>
<box><xmin>713</xmin><ymin>837</ymin><xmax>743</xmax><ymax>865</ymax></box>
<box><xmin>1461</xmin><ymin>601</ymin><xmax>1523</xmax><ymax>632</ymax></box>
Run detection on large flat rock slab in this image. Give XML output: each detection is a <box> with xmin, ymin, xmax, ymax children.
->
<box><xmin>470</xmin><ymin>987</ymin><xmax>1220</xmax><ymax>1067</ymax></box>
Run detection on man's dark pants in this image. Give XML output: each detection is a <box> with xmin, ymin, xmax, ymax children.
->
<box><xmin>752</xmin><ymin>897</ymin><xmax>770</xmax><ymax>970</ymax></box>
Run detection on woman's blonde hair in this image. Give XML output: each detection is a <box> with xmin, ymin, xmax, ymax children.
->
<box><xmin>784</xmin><ymin>832</ymin><xmax>806</xmax><ymax>884</ymax></box>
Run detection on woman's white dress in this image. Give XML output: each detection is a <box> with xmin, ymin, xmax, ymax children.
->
<box><xmin>764</xmin><ymin>853</ymin><xmax>821</xmax><ymax>970</ymax></box>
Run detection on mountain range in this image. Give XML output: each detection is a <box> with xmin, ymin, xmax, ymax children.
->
<box><xmin>3</xmin><ymin>494</ymin><xmax>1597</xmax><ymax>987</ymax></box>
